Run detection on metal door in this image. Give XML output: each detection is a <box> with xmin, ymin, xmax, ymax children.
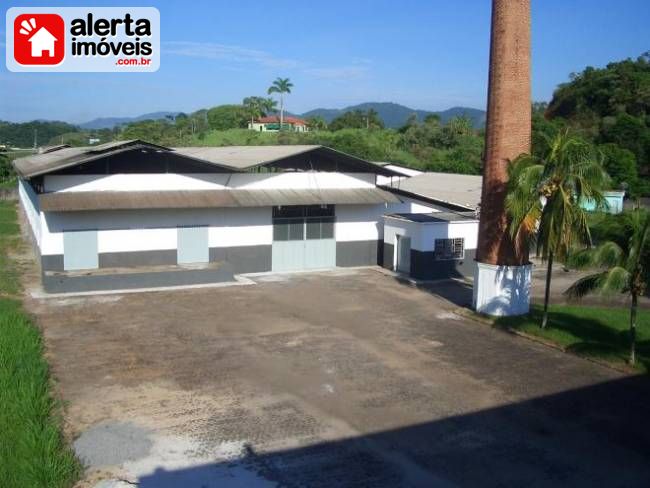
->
<box><xmin>396</xmin><ymin>235</ymin><xmax>411</xmax><ymax>274</ymax></box>
<box><xmin>177</xmin><ymin>226</ymin><xmax>209</xmax><ymax>264</ymax></box>
<box><xmin>272</xmin><ymin>218</ymin><xmax>336</xmax><ymax>272</ymax></box>
<box><xmin>63</xmin><ymin>229</ymin><xmax>98</xmax><ymax>271</ymax></box>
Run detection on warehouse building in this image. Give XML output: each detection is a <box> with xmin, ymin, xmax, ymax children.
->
<box><xmin>15</xmin><ymin>140</ymin><xmax>469</xmax><ymax>293</ymax></box>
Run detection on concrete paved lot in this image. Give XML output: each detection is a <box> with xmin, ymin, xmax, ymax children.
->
<box><xmin>28</xmin><ymin>268</ymin><xmax>650</xmax><ymax>487</ymax></box>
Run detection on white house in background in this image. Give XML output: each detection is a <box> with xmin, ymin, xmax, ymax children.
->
<box><xmin>29</xmin><ymin>27</ymin><xmax>57</xmax><ymax>57</ymax></box>
<box><xmin>248</xmin><ymin>116</ymin><xmax>309</xmax><ymax>132</ymax></box>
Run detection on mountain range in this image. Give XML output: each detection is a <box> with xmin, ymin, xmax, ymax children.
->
<box><xmin>78</xmin><ymin>103</ymin><xmax>486</xmax><ymax>130</ymax></box>
<box><xmin>79</xmin><ymin>111</ymin><xmax>180</xmax><ymax>130</ymax></box>
<box><xmin>300</xmin><ymin>103</ymin><xmax>486</xmax><ymax>129</ymax></box>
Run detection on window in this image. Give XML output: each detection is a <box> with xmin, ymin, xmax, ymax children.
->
<box><xmin>306</xmin><ymin>217</ymin><xmax>335</xmax><ymax>240</ymax></box>
<box><xmin>434</xmin><ymin>238</ymin><xmax>464</xmax><ymax>260</ymax></box>
<box><xmin>273</xmin><ymin>206</ymin><xmax>335</xmax><ymax>241</ymax></box>
<box><xmin>273</xmin><ymin>205</ymin><xmax>335</xmax><ymax>219</ymax></box>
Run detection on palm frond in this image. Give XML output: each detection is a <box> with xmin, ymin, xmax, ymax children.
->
<box><xmin>564</xmin><ymin>272</ymin><xmax>607</xmax><ymax>298</ymax></box>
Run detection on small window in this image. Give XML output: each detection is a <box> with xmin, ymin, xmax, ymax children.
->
<box><xmin>320</xmin><ymin>217</ymin><xmax>334</xmax><ymax>239</ymax></box>
<box><xmin>273</xmin><ymin>219</ymin><xmax>290</xmax><ymax>241</ymax></box>
<box><xmin>273</xmin><ymin>205</ymin><xmax>335</xmax><ymax>219</ymax></box>
<box><xmin>288</xmin><ymin>220</ymin><xmax>304</xmax><ymax>240</ymax></box>
<box><xmin>434</xmin><ymin>238</ymin><xmax>464</xmax><ymax>260</ymax></box>
<box><xmin>306</xmin><ymin>217</ymin><xmax>335</xmax><ymax>240</ymax></box>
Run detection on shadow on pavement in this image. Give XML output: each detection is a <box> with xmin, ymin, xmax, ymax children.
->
<box><xmin>137</xmin><ymin>375</ymin><xmax>650</xmax><ymax>487</ymax></box>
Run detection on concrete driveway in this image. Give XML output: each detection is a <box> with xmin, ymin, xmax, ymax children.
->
<box><xmin>27</xmin><ymin>268</ymin><xmax>650</xmax><ymax>487</ymax></box>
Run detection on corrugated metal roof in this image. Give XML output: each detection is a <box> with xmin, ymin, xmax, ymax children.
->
<box><xmin>14</xmin><ymin>142</ymin><xmax>399</xmax><ymax>177</ymax></box>
<box><xmin>39</xmin><ymin>187</ymin><xmax>400</xmax><ymax>212</ymax></box>
<box><xmin>13</xmin><ymin>140</ymin><xmax>170</xmax><ymax>178</ymax></box>
<box><xmin>383</xmin><ymin>172</ymin><xmax>483</xmax><ymax>210</ymax></box>
<box><xmin>172</xmin><ymin>145</ymin><xmax>322</xmax><ymax>170</ymax></box>
<box><xmin>385</xmin><ymin>211</ymin><xmax>478</xmax><ymax>223</ymax></box>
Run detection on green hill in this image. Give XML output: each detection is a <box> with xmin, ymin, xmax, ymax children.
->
<box><xmin>301</xmin><ymin>102</ymin><xmax>486</xmax><ymax>129</ymax></box>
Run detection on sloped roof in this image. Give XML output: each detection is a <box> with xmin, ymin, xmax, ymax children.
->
<box><xmin>383</xmin><ymin>172</ymin><xmax>483</xmax><ymax>210</ymax></box>
<box><xmin>39</xmin><ymin>187</ymin><xmax>400</xmax><ymax>212</ymax></box>
<box><xmin>172</xmin><ymin>145</ymin><xmax>320</xmax><ymax>170</ymax></box>
<box><xmin>255</xmin><ymin>115</ymin><xmax>307</xmax><ymax>125</ymax></box>
<box><xmin>12</xmin><ymin>140</ymin><xmax>170</xmax><ymax>178</ymax></box>
<box><xmin>14</xmin><ymin>142</ymin><xmax>399</xmax><ymax>177</ymax></box>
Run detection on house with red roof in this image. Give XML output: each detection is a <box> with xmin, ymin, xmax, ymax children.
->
<box><xmin>249</xmin><ymin>115</ymin><xmax>309</xmax><ymax>132</ymax></box>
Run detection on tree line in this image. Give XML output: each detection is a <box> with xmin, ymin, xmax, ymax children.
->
<box><xmin>1</xmin><ymin>55</ymin><xmax>648</xmax><ymax>195</ymax></box>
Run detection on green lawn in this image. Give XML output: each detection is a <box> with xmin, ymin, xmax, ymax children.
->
<box><xmin>495</xmin><ymin>304</ymin><xmax>650</xmax><ymax>373</ymax></box>
<box><xmin>0</xmin><ymin>201</ymin><xmax>80</xmax><ymax>487</ymax></box>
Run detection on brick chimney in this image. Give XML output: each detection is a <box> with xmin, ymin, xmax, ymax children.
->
<box><xmin>473</xmin><ymin>0</ymin><xmax>532</xmax><ymax>316</ymax></box>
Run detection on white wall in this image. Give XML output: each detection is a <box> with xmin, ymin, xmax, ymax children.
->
<box><xmin>41</xmin><ymin>207</ymin><xmax>273</xmax><ymax>256</ymax></box>
<box><xmin>384</xmin><ymin>217</ymin><xmax>478</xmax><ymax>252</ymax></box>
<box><xmin>18</xmin><ymin>179</ymin><xmax>42</xmax><ymax>248</ymax></box>
<box><xmin>44</xmin><ymin>172</ymin><xmax>377</xmax><ymax>192</ymax></box>
<box><xmin>39</xmin><ymin>196</ymin><xmax>441</xmax><ymax>257</ymax></box>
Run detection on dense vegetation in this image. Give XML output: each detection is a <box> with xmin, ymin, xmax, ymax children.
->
<box><xmin>0</xmin><ymin>202</ymin><xmax>80</xmax><ymax>487</ymax></box>
<box><xmin>1</xmin><ymin>54</ymin><xmax>648</xmax><ymax>195</ymax></box>
<box><xmin>539</xmin><ymin>54</ymin><xmax>650</xmax><ymax>196</ymax></box>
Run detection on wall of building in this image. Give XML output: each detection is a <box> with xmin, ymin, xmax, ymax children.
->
<box><xmin>39</xmin><ymin>201</ymin><xmax>425</xmax><ymax>271</ymax></box>
<box><xmin>383</xmin><ymin>216</ymin><xmax>479</xmax><ymax>280</ymax></box>
<box><xmin>19</xmin><ymin>179</ymin><xmax>42</xmax><ymax>248</ymax></box>
<box><xmin>43</xmin><ymin>172</ymin><xmax>377</xmax><ymax>193</ymax></box>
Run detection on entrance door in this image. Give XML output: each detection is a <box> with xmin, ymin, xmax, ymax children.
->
<box><xmin>272</xmin><ymin>206</ymin><xmax>336</xmax><ymax>272</ymax></box>
<box><xmin>396</xmin><ymin>235</ymin><xmax>411</xmax><ymax>274</ymax></box>
<box><xmin>177</xmin><ymin>225</ymin><xmax>209</xmax><ymax>264</ymax></box>
<box><xmin>63</xmin><ymin>229</ymin><xmax>98</xmax><ymax>271</ymax></box>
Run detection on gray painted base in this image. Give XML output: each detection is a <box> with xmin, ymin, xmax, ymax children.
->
<box><xmin>99</xmin><ymin>250</ymin><xmax>177</xmax><ymax>268</ymax></box>
<box><xmin>381</xmin><ymin>242</ymin><xmax>476</xmax><ymax>280</ymax></box>
<box><xmin>410</xmin><ymin>248</ymin><xmax>476</xmax><ymax>280</ymax></box>
<box><xmin>42</xmin><ymin>245</ymin><xmax>272</xmax><ymax>274</ymax></box>
<box><xmin>382</xmin><ymin>243</ymin><xmax>394</xmax><ymax>271</ymax></box>
<box><xmin>336</xmin><ymin>240</ymin><xmax>379</xmax><ymax>267</ymax></box>
<box><xmin>42</xmin><ymin>266</ymin><xmax>235</xmax><ymax>294</ymax></box>
<box><xmin>210</xmin><ymin>245</ymin><xmax>271</xmax><ymax>274</ymax></box>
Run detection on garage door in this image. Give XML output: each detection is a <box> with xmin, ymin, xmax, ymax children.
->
<box><xmin>272</xmin><ymin>206</ymin><xmax>336</xmax><ymax>272</ymax></box>
<box><xmin>63</xmin><ymin>229</ymin><xmax>98</xmax><ymax>271</ymax></box>
<box><xmin>177</xmin><ymin>225</ymin><xmax>209</xmax><ymax>264</ymax></box>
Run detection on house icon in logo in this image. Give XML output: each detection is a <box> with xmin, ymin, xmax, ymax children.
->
<box><xmin>28</xmin><ymin>27</ymin><xmax>58</xmax><ymax>57</ymax></box>
<box><xmin>12</xmin><ymin>13</ymin><xmax>65</xmax><ymax>66</ymax></box>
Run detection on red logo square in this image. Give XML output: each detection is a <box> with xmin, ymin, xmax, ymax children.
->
<box><xmin>14</xmin><ymin>14</ymin><xmax>65</xmax><ymax>66</ymax></box>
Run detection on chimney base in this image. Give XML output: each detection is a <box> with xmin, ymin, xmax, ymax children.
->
<box><xmin>473</xmin><ymin>261</ymin><xmax>532</xmax><ymax>316</ymax></box>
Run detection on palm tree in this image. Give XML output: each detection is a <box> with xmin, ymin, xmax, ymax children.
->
<box><xmin>261</xmin><ymin>97</ymin><xmax>278</xmax><ymax>116</ymax></box>
<box><xmin>506</xmin><ymin>131</ymin><xmax>609</xmax><ymax>328</ymax></box>
<box><xmin>267</xmin><ymin>78</ymin><xmax>293</xmax><ymax>130</ymax></box>
<box><xmin>566</xmin><ymin>209</ymin><xmax>649</xmax><ymax>365</ymax></box>
<box><xmin>243</xmin><ymin>96</ymin><xmax>264</xmax><ymax>128</ymax></box>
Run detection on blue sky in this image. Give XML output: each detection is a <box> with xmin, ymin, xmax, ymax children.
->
<box><xmin>1</xmin><ymin>0</ymin><xmax>648</xmax><ymax>123</ymax></box>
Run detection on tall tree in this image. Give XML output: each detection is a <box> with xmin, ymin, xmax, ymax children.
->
<box><xmin>566</xmin><ymin>209</ymin><xmax>650</xmax><ymax>365</ymax></box>
<box><xmin>267</xmin><ymin>78</ymin><xmax>293</xmax><ymax>130</ymax></box>
<box><xmin>243</xmin><ymin>97</ymin><xmax>262</xmax><ymax>128</ymax></box>
<box><xmin>506</xmin><ymin>131</ymin><xmax>609</xmax><ymax>328</ymax></box>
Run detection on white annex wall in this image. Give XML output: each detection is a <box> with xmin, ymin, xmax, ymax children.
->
<box><xmin>18</xmin><ymin>179</ymin><xmax>42</xmax><ymax>247</ymax></box>
<box><xmin>44</xmin><ymin>172</ymin><xmax>377</xmax><ymax>192</ymax></box>
<box><xmin>40</xmin><ymin>207</ymin><xmax>273</xmax><ymax>256</ymax></box>
<box><xmin>384</xmin><ymin>217</ymin><xmax>479</xmax><ymax>252</ymax></box>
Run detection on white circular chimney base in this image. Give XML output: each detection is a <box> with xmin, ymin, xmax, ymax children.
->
<box><xmin>472</xmin><ymin>261</ymin><xmax>532</xmax><ymax>316</ymax></box>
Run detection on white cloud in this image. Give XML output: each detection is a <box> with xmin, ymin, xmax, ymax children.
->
<box><xmin>162</xmin><ymin>41</ymin><xmax>298</xmax><ymax>69</ymax></box>
<box><xmin>163</xmin><ymin>41</ymin><xmax>372</xmax><ymax>81</ymax></box>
